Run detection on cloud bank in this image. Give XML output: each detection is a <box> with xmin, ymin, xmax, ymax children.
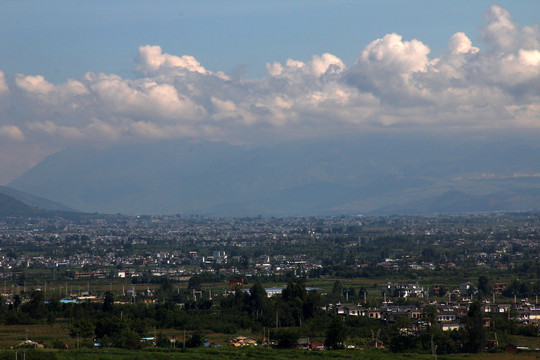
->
<box><xmin>0</xmin><ymin>5</ymin><xmax>539</xmax><ymax>155</ymax></box>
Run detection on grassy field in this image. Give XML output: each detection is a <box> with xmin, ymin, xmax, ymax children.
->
<box><xmin>0</xmin><ymin>318</ymin><xmax>538</xmax><ymax>359</ymax></box>
<box><xmin>0</xmin><ymin>323</ymin><xmax>538</xmax><ymax>360</ymax></box>
<box><xmin>0</xmin><ymin>347</ymin><xmax>534</xmax><ymax>360</ymax></box>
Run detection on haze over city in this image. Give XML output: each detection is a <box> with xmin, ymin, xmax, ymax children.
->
<box><xmin>0</xmin><ymin>1</ymin><xmax>539</xmax><ymax>215</ymax></box>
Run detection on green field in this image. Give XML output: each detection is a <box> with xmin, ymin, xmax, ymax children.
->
<box><xmin>0</xmin><ymin>323</ymin><xmax>539</xmax><ymax>360</ymax></box>
<box><xmin>0</xmin><ymin>347</ymin><xmax>537</xmax><ymax>360</ymax></box>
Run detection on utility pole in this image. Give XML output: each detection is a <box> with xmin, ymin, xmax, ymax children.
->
<box><xmin>431</xmin><ymin>334</ymin><xmax>438</xmax><ymax>360</ymax></box>
<box><xmin>24</xmin><ymin>328</ymin><xmax>27</xmax><ymax>360</ymax></box>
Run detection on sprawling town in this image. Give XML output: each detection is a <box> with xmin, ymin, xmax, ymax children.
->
<box><xmin>0</xmin><ymin>212</ymin><xmax>538</xmax><ymax>358</ymax></box>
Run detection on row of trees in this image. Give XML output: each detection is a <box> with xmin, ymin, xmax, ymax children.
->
<box><xmin>0</xmin><ymin>280</ymin><xmax>538</xmax><ymax>353</ymax></box>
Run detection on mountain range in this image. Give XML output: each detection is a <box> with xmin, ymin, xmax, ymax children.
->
<box><xmin>6</xmin><ymin>134</ymin><xmax>540</xmax><ymax>216</ymax></box>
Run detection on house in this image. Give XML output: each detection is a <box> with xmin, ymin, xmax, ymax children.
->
<box><xmin>368</xmin><ymin>308</ymin><xmax>382</xmax><ymax>319</ymax></box>
<box><xmin>336</xmin><ymin>303</ymin><xmax>366</xmax><ymax>316</ymax></box>
<box><xmin>370</xmin><ymin>340</ymin><xmax>384</xmax><ymax>348</ymax></box>
<box><xmin>381</xmin><ymin>305</ymin><xmax>421</xmax><ymax>326</ymax></box>
<box><xmin>460</xmin><ymin>282</ymin><xmax>472</xmax><ymax>296</ymax></box>
<box><xmin>440</xmin><ymin>322</ymin><xmax>462</xmax><ymax>331</ymax></box>
<box><xmin>229</xmin><ymin>336</ymin><xmax>257</xmax><ymax>347</ymax></box>
<box><xmin>296</xmin><ymin>338</ymin><xmax>310</xmax><ymax>350</ymax></box>
<box><xmin>310</xmin><ymin>339</ymin><xmax>324</xmax><ymax>350</ymax></box>
<box><xmin>18</xmin><ymin>340</ymin><xmax>45</xmax><ymax>349</ymax></box>
<box><xmin>497</xmin><ymin>304</ymin><xmax>512</xmax><ymax>313</ymax></box>
<box><xmin>529</xmin><ymin>309</ymin><xmax>540</xmax><ymax>325</ymax></box>
<box><xmin>296</xmin><ymin>337</ymin><xmax>325</xmax><ymax>350</ymax></box>
<box><xmin>382</xmin><ymin>282</ymin><xmax>424</xmax><ymax>298</ymax></box>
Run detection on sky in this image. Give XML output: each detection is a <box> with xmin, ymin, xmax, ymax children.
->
<box><xmin>0</xmin><ymin>1</ymin><xmax>539</xmax><ymax>184</ymax></box>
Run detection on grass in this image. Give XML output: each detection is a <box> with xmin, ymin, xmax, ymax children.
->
<box><xmin>0</xmin><ymin>347</ymin><xmax>532</xmax><ymax>360</ymax></box>
<box><xmin>0</xmin><ymin>323</ymin><xmax>70</xmax><ymax>348</ymax></box>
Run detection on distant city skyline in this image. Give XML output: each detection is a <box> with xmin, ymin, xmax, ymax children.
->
<box><xmin>0</xmin><ymin>1</ymin><xmax>539</xmax><ymax>185</ymax></box>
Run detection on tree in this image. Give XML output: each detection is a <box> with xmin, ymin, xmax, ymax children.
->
<box><xmin>325</xmin><ymin>317</ymin><xmax>347</xmax><ymax>350</ymax></box>
<box><xmin>185</xmin><ymin>333</ymin><xmax>203</xmax><ymax>348</ymax></box>
<box><xmin>331</xmin><ymin>280</ymin><xmax>343</xmax><ymax>300</ymax></box>
<box><xmin>248</xmin><ymin>282</ymin><xmax>267</xmax><ymax>316</ymax></box>
<box><xmin>274</xmin><ymin>328</ymin><xmax>300</xmax><ymax>349</ymax></box>
<box><xmin>422</xmin><ymin>304</ymin><xmax>438</xmax><ymax>327</ymax></box>
<box><xmin>282</xmin><ymin>281</ymin><xmax>307</xmax><ymax>302</ymax></box>
<box><xmin>156</xmin><ymin>332</ymin><xmax>171</xmax><ymax>348</ymax></box>
<box><xmin>13</xmin><ymin>294</ymin><xmax>21</xmax><ymax>311</ymax></box>
<box><xmin>477</xmin><ymin>276</ymin><xmax>491</xmax><ymax>299</ymax></box>
<box><xmin>47</xmin><ymin>311</ymin><xmax>56</xmax><ymax>329</ymax></box>
<box><xmin>69</xmin><ymin>318</ymin><xmax>94</xmax><ymax>340</ymax></box>
<box><xmin>188</xmin><ymin>276</ymin><xmax>202</xmax><ymax>290</ymax></box>
<box><xmin>23</xmin><ymin>290</ymin><xmax>47</xmax><ymax>319</ymax></box>
<box><xmin>103</xmin><ymin>291</ymin><xmax>114</xmax><ymax>313</ymax></box>
<box><xmin>464</xmin><ymin>301</ymin><xmax>485</xmax><ymax>353</ymax></box>
<box><xmin>302</xmin><ymin>290</ymin><xmax>322</xmax><ymax>320</ymax></box>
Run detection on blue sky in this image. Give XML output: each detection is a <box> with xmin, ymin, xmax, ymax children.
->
<box><xmin>1</xmin><ymin>1</ymin><xmax>539</xmax><ymax>82</ymax></box>
<box><xmin>0</xmin><ymin>1</ymin><xmax>539</xmax><ymax>184</ymax></box>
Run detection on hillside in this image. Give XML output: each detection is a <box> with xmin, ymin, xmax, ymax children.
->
<box><xmin>0</xmin><ymin>186</ymin><xmax>76</xmax><ymax>212</ymax></box>
<box><xmin>7</xmin><ymin>135</ymin><xmax>540</xmax><ymax>216</ymax></box>
<box><xmin>0</xmin><ymin>192</ymin><xmax>46</xmax><ymax>217</ymax></box>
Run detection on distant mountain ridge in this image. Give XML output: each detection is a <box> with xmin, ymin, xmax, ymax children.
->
<box><xmin>0</xmin><ymin>192</ymin><xmax>46</xmax><ymax>217</ymax></box>
<box><xmin>0</xmin><ymin>186</ymin><xmax>76</xmax><ymax>212</ymax></box>
<box><xmin>7</xmin><ymin>135</ymin><xmax>540</xmax><ymax>216</ymax></box>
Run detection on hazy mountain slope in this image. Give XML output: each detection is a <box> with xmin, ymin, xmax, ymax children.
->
<box><xmin>8</xmin><ymin>135</ymin><xmax>540</xmax><ymax>216</ymax></box>
<box><xmin>0</xmin><ymin>192</ymin><xmax>47</xmax><ymax>217</ymax></box>
<box><xmin>0</xmin><ymin>186</ymin><xmax>76</xmax><ymax>212</ymax></box>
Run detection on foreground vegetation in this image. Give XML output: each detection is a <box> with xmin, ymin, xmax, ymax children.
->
<box><xmin>0</xmin><ymin>347</ymin><xmax>538</xmax><ymax>360</ymax></box>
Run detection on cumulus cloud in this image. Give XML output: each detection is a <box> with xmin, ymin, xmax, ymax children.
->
<box><xmin>448</xmin><ymin>32</ymin><xmax>479</xmax><ymax>55</ymax></box>
<box><xmin>15</xmin><ymin>74</ymin><xmax>55</xmax><ymax>95</ymax></box>
<box><xmin>0</xmin><ymin>71</ymin><xmax>9</xmax><ymax>95</ymax></box>
<box><xmin>345</xmin><ymin>33</ymin><xmax>432</xmax><ymax>104</ymax></box>
<box><xmin>135</xmin><ymin>45</ymin><xmax>207</xmax><ymax>76</ymax></box>
<box><xmin>0</xmin><ymin>4</ymin><xmax>539</xmax><ymax>155</ymax></box>
<box><xmin>0</xmin><ymin>125</ymin><xmax>25</xmax><ymax>141</ymax></box>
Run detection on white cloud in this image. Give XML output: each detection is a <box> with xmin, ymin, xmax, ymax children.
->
<box><xmin>311</xmin><ymin>53</ymin><xmax>345</xmax><ymax>77</ymax></box>
<box><xmin>0</xmin><ymin>4</ymin><xmax>538</xmax><ymax>161</ymax></box>
<box><xmin>359</xmin><ymin>33</ymin><xmax>430</xmax><ymax>74</ymax></box>
<box><xmin>135</xmin><ymin>45</ymin><xmax>207</xmax><ymax>76</ymax></box>
<box><xmin>345</xmin><ymin>33</ymin><xmax>432</xmax><ymax>103</ymax></box>
<box><xmin>0</xmin><ymin>71</ymin><xmax>8</xmax><ymax>95</ymax></box>
<box><xmin>0</xmin><ymin>125</ymin><xmax>25</xmax><ymax>141</ymax></box>
<box><xmin>15</xmin><ymin>74</ymin><xmax>54</xmax><ymax>94</ymax></box>
<box><xmin>448</xmin><ymin>32</ymin><xmax>479</xmax><ymax>55</ymax></box>
<box><xmin>481</xmin><ymin>5</ymin><xmax>519</xmax><ymax>52</ymax></box>
<box><xmin>266</xmin><ymin>61</ymin><xmax>283</xmax><ymax>76</ymax></box>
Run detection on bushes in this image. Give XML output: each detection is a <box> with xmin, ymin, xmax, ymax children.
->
<box><xmin>0</xmin><ymin>350</ymin><xmax>57</xmax><ymax>360</ymax></box>
<box><xmin>272</xmin><ymin>328</ymin><xmax>300</xmax><ymax>349</ymax></box>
